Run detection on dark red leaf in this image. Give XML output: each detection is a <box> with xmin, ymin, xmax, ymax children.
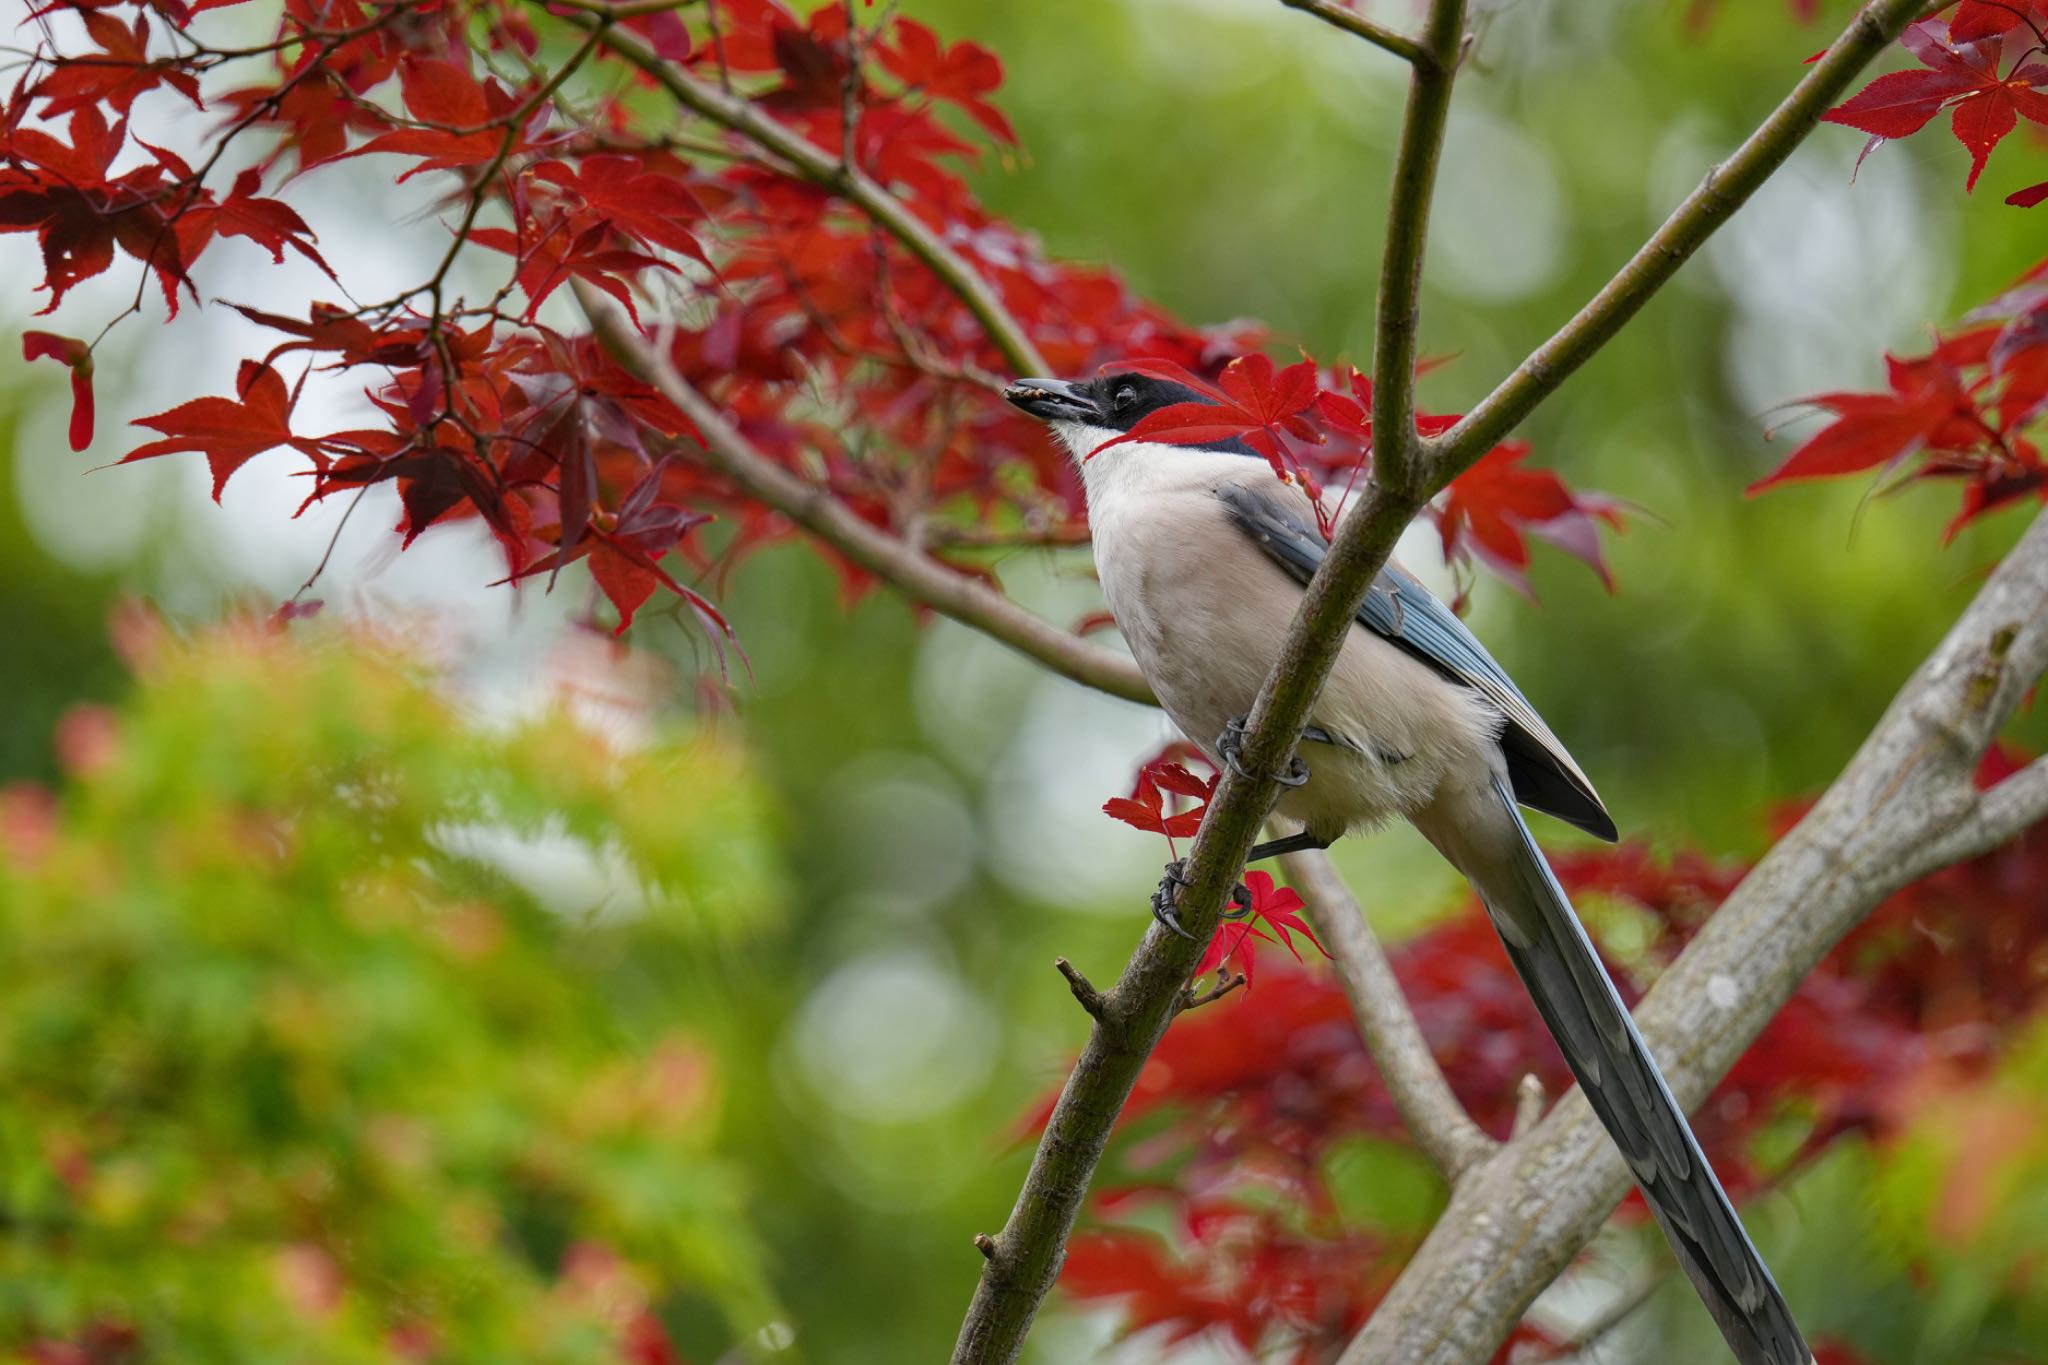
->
<box><xmin>23</xmin><ymin>330</ymin><xmax>95</xmax><ymax>450</ymax></box>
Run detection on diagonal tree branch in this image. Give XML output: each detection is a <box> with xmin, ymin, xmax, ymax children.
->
<box><xmin>572</xmin><ymin>283</ymin><xmax>1152</xmax><ymax>704</ymax></box>
<box><xmin>1340</xmin><ymin>506</ymin><xmax>2048</xmax><ymax>1364</ymax></box>
<box><xmin>552</xmin><ymin>11</ymin><xmax>1050</xmax><ymax>378</ymax></box>
<box><xmin>1280</xmin><ymin>837</ymin><xmax>1494</xmax><ymax>1182</ymax></box>
<box><xmin>1421</xmin><ymin>0</ymin><xmax>1924</xmax><ymax>481</ymax></box>
<box><xmin>951</xmin><ymin>2</ymin><xmax>1469</xmax><ymax>1360</ymax></box>
<box><xmin>1276</xmin><ymin>0</ymin><xmax>1430</xmax><ymax>67</ymax></box>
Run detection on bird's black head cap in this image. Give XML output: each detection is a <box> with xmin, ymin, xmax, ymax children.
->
<box><xmin>1004</xmin><ymin>370</ymin><xmax>1254</xmax><ymax>454</ymax></box>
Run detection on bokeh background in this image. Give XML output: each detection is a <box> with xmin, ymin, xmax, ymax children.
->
<box><xmin>5</xmin><ymin>0</ymin><xmax>2046</xmax><ymax>1361</ymax></box>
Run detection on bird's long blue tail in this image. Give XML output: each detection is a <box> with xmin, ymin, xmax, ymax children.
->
<box><xmin>1478</xmin><ymin>774</ymin><xmax>1810</xmax><ymax>1365</ymax></box>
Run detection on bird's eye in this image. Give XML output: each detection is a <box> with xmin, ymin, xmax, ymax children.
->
<box><xmin>1113</xmin><ymin>385</ymin><xmax>1137</xmax><ymax>409</ymax></box>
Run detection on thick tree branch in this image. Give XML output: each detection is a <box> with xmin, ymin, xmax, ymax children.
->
<box><xmin>1339</xmin><ymin>509</ymin><xmax>2048</xmax><ymax>1365</ymax></box>
<box><xmin>573</xmin><ymin>284</ymin><xmax>1152</xmax><ymax>704</ymax></box>
<box><xmin>1422</xmin><ymin>0</ymin><xmax>1928</xmax><ymax>483</ymax></box>
<box><xmin>1280</xmin><ymin>838</ymin><xmax>1494</xmax><ymax>1181</ymax></box>
<box><xmin>554</xmin><ymin>13</ymin><xmax>1050</xmax><ymax>379</ymax></box>
<box><xmin>1276</xmin><ymin>0</ymin><xmax>1430</xmax><ymax>67</ymax></box>
<box><xmin>951</xmin><ymin>3</ymin><xmax>1468</xmax><ymax>1359</ymax></box>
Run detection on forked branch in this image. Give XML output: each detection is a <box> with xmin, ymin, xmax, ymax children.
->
<box><xmin>1339</xmin><ymin>509</ymin><xmax>2048</xmax><ymax>1364</ymax></box>
<box><xmin>1280</xmin><ymin>839</ymin><xmax>1493</xmax><ymax>1181</ymax></box>
<box><xmin>573</xmin><ymin>283</ymin><xmax>1152</xmax><ymax>705</ymax></box>
<box><xmin>1276</xmin><ymin>0</ymin><xmax>1431</xmax><ymax>67</ymax></box>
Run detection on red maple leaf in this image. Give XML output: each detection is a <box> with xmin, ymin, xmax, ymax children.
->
<box><xmin>1195</xmin><ymin>871</ymin><xmax>1326</xmax><ymax>985</ymax></box>
<box><xmin>1823</xmin><ymin>24</ymin><xmax>2048</xmax><ymax>192</ymax></box>
<box><xmin>1102</xmin><ymin>757</ymin><xmax>1217</xmax><ymax>842</ymax></box>
<box><xmin>528</xmin><ymin>156</ymin><xmax>710</xmax><ymax>265</ymax></box>
<box><xmin>0</xmin><ymin>107</ymin><xmax>192</xmax><ymax>313</ymax></box>
<box><xmin>174</xmin><ymin>168</ymin><xmax>331</xmax><ymax>275</ymax></box>
<box><xmin>471</xmin><ymin>218</ymin><xmax>676</xmax><ymax>322</ymax></box>
<box><xmin>1751</xmin><ymin>349</ymin><xmax>1995</xmax><ymax>493</ymax></box>
<box><xmin>1435</xmin><ymin>441</ymin><xmax>1623</xmax><ymax>594</ymax></box>
<box><xmin>1093</xmin><ymin>354</ymin><xmax>1321</xmax><ymax>480</ymax></box>
<box><xmin>29</xmin><ymin>10</ymin><xmax>200</xmax><ymax>118</ymax></box>
<box><xmin>352</xmin><ymin>58</ymin><xmax>517</xmax><ymax>177</ymax></box>
<box><xmin>23</xmin><ymin>331</ymin><xmax>95</xmax><ymax>451</ymax></box>
<box><xmin>876</xmin><ymin>18</ymin><xmax>1016</xmax><ymax>144</ymax></box>
<box><xmin>124</xmin><ymin>360</ymin><xmax>325</xmax><ymax>500</ymax></box>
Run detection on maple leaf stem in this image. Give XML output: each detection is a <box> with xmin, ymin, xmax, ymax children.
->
<box><xmin>1420</xmin><ymin>0</ymin><xmax>1929</xmax><ymax>487</ymax></box>
<box><xmin>1369</xmin><ymin>0</ymin><xmax>1468</xmax><ymax>496</ymax></box>
<box><xmin>1282</xmin><ymin>841</ymin><xmax>1495</xmax><ymax>1180</ymax></box>
<box><xmin>558</xmin><ymin>11</ymin><xmax>1053</xmax><ymax>378</ymax></box>
<box><xmin>1275</xmin><ymin>0</ymin><xmax>1432</xmax><ymax>67</ymax></box>
<box><xmin>573</xmin><ymin>281</ymin><xmax>1152</xmax><ymax>703</ymax></box>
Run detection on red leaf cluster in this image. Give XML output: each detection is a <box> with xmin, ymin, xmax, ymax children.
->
<box><xmin>6</xmin><ymin>0</ymin><xmax>1621</xmax><ymax>644</ymax></box>
<box><xmin>1824</xmin><ymin>13</ymin><xmax>2048</xmax><ymax>197</ymax></box>
<box><xmin>1756</xmin><ymin>256</ymin><xmax>2048</xmax><ymax>538</ymax></box>
<box><xmin>1094</xmin><ymin>359</ymin><xmax>1624</xmax><ymax>592</ymax></box>
<box><xmin>1048</xmin><ymin>746</ymin><xmax>2048</xmax><ymax>1358</ymax></box>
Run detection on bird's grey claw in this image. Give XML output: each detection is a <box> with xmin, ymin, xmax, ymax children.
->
<box><xmin>1151</xmin><ymin>860</ymin><xmax>1198</xmax><ymax>939</ymax></box>
<box><xmin>1216</xmin><ymin>714</ymin><xmax>1312</xmax><ymax>788</ymax></box>
<box><xmin>1217</xmin><ymin>715</ymin><xmax>1255</xmax><ymax>781</ymax></box>
<box><xmin>1219</xmin><ymin>881</ymin><xmax>1254</xmax><ymax>920</ymax></box>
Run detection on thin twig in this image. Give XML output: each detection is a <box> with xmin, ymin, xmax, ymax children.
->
<box><xmin>573</xmin><ymin>283</ymin><xmax>1152</xmax><ymax>704</ymax></box>
<box><xmin>549</xmin><ymin>9</ymin><xmax>1051</xmax><ymax>377</ymax></box>
<box><xmin>1421</xmin><ymin>0</ymin><xmax>1928</xmax><ymax>485</ymax></box>
<box><xmin>1551</xmin><ymin>1269</ymin><xmax>1670</xmax><ymax>1362</ymax></box>
<box><xmin>1177</xmin><ymin>969</ymin><xmax>1248</xmax><ymax>1012</ymax></box>
<box><xmin>1368</xmin><ymin>0</ymin><xmax>1465</xmax><ymax>494</ymax></box>
<box><xmin>1275</xmin><ymin>0</ymin><xmax>1430</xmax><ymax>66</ymax></box>
<box><xmin>1281</xmin><ymin>840</ymin><xmax>1494</xmax><ymax>1182</ymax></box>
<box><xmin>1055</xmin><ymin>958</ymin><xmax>1106</xmax><ymax>1019</ymax></box>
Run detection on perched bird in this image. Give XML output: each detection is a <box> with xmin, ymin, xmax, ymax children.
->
<box><xmin>1005</xmin><ymin>369</ymin><xmax>1811</xmax><ymax>1365</ymax></box>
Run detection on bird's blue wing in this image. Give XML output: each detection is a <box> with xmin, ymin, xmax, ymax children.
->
<box><xmin>1215</xmin><ymin>481</ymin><xmax>1617</xmax><ymax>841</ymax></box>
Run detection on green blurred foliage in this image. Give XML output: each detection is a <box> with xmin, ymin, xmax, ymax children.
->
<box><xmin>0</xmin><ymin>625</ymin><xmax>789</xmax><ymax>1363</ymax></box>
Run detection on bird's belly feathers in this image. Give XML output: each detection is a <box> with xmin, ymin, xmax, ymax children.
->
<box><xmin>1089</xmin><ymin>479</ymin><xmax>1502</xmax><ymax>843</ymax></box>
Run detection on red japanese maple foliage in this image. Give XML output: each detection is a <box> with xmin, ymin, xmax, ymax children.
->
<box><xmin>1053</xmin><ymin>748</ymin><xmax>2047</xmax><ymax>1362</ymax></box>
<box><xmin>1752</xmin><ymin>256</ymin><xmax>2048</xmax><ymax>536</ymax></box>
<box><xmin>5</xmin><ymin>0</ymin><xmax>1616</xmax><ymax>644</ymax></box>
<box><xmin>1824</xmin><ymin>5</ymin><xmax>2048</xmax><ymax>203</ymax></box>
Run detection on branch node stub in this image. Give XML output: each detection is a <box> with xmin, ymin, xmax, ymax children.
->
<box><xmin>1969</xmin><ymin>621</ymin><xmax>2021</xmax><ymax>712</ymax></box>
<box><xmin>1510</xmin><ymin>1072</ymin><xmax>1546</xmax><ymax>1140</ymax></box>
<box><xmin>1177</xmin><ymin>970</ymin><xmax>1247</xmax><ymax>1013</ymax></box>
<box><xmin>973</xmin><ymin>1233</ymin><xmax>998</xmax><ymax>1261</ymax></box>
<box><xmin>1055</xmin><ymin>957</ymin><xmax>1107</xmax><ymax>1018</ymax></box>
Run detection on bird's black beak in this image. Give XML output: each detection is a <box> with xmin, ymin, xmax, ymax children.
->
<box><xmin>1004</xmin><ymin>377</ymin><xmax>1101</xmax><ymax>424</ymax></box>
